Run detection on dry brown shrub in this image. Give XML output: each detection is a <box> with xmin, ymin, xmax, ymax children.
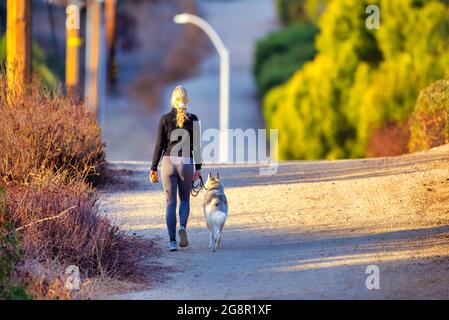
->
<box><xmin>16</xmin><ymin>259</ymin><xmax>72</xmax><ymax>300</ymax></box>
<box><xmin>367</xmin><ymin>121</ymin><xmax>411</xmax><ymax>157</ymax></box>
<box><xmin>3</xmin><ymin>173</ymin><xmax>126</xmax><ymax>277</ymax></box>
<box><xmin>408</xmin><ymin>79</ymin><xmax>449</xmax><ymax>152</ymax></box>
<box><xmin>0</xmin><ymin>75</ymin><xmax>105</xmax><ymax>185</ymax></box>
<box><xmin>1</xmin><ymin>171</ymin><xmax>154</xmax><ymax>300</ymax></box>
<box><xmin>1</xmin><ymin>74</ymin><xmax>154</xmax><ymax>299</ymax></box>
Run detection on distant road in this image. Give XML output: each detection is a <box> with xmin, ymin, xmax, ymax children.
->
<box><xmin>103</xmin><ymin>0</ymin><xmax>278</xmax><ymax>161</ymax></box>
<box><xmin>165</xmin><ymin>0</ymin><xmax>279</xmax><ymax>161</ymax></box>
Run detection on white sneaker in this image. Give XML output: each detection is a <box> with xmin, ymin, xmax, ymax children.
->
<box><xmin>178</xmin><ymin>226</ymin><xmax>189</xmax><ymax>247</ymax></box>
<box><xmin>168</xmin><ymin>241</ymin><xmax>178</xmax><ymax>252</ymax></box>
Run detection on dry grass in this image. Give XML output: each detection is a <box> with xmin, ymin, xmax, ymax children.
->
<box><xmin>0</xmin><ymin>74</ymin><xmax>154</xmax><ymax>299</ymax></box>
<box><xmin>4</xmin><ymin>174</ymin><xmax>123</xmax><ymax>277</ymax></box>
<box><xmin>0</xmin><ymin>76</ymin><xmax>105</xmax><ymax>185</ymax></box>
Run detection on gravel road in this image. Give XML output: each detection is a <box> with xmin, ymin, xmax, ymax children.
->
<box><xmin>100</xmin><ymin>145</ymin><xmax>449</xmax><ymax>299</ymax></box>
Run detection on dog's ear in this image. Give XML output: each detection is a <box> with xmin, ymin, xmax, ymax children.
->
<box><xmin>208</xmin><ymin>172</ymin><xmax>212</xmax><ymax>179</ymax></box>
<box><xmin>215</xmin><ymin>172</ymin><xmax>219</xmax><ymax>180</ymax></box>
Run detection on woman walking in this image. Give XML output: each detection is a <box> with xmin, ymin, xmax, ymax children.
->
<box><xmin>150</xmin><ymin>86</ymin><xmax>202</xmax><ymax>252</ymax></box>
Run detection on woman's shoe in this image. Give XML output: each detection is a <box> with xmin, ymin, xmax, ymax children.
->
<box><xmin>178</xmin><ymin>226</ymin><xmax>189</xmax><ymax>247</ymax></box>
<box><xmin>168</xmin><ymin>241</ymin><xmax>178</xmax><ymax>252</ymax></box>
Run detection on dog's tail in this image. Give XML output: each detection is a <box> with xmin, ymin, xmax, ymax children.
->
<box><xmin>211</xmin><ymin>194</ymin><xmax>225</xmax><ymax>207</ymax></box>
<box><xmin>211</xmin><ymin>197</ymin><xmax>220</xmax><ymax>207</ymax></box>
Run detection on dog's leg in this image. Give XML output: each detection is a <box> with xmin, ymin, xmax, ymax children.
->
<box><xmin>209</xmin><ymin>232</ymin><xmax>216</xmax><ymax>252</ymax></box>
<box><xmin>208</xmin><ymin>231</ymin><xmax>213</xmax><ymax>249</ymax></box>
<box><xmin>206</xmin><ymin>220</ymin><xmax>213</xmax><ymax>249</ymax></box>
<box><xmin>213</xmin><ymin>227</ymin><xmax>221</xmax><ymax>250</ymax></box>
<box><xmin>215</xmin><ymin>231</ymin><xmax>221</xmax><ymax>250</ymax></box>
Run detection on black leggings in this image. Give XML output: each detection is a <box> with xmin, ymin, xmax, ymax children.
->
<box><xmin>161</xmin><ymin>156</ymin><xmax>193</xmax><ymax>242</ymax></box>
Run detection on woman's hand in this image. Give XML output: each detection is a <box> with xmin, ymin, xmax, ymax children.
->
<box><xmin>149</xmin><ymin>170</ymin><xmax>158</xmax><ymax>183</ymax></box>
<box><xmin>193</xmin><ymin>170</ymin><xmax>202</xmax><ymax>181</ymax></box>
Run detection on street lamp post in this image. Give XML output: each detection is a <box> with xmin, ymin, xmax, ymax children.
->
<box><xmin>174</xmin><ymin>13</ymin><xmax>230</xmax><ymax>164</ymax></box>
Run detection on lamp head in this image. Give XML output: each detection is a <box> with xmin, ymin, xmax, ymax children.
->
<box><xmin>173</xmin><ymin>13</ymin><xmax>191</xmax><ymax>24</ymax></box>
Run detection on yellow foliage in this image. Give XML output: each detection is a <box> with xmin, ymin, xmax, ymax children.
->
<box><xmin>264</xmin><ymin>0</ymin><xmax>449</xmax><ymax>159</ymax></box>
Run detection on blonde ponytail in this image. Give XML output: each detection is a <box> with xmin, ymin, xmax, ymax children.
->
<box><xmin>176</xmin><ymin>107</ymin><xmax>188</xmax><ymax>128</ymax></box>
<box><xmin>171</xmin><ymin>85</ymin><xmax>190</xmax><ymax>128</ymax></box>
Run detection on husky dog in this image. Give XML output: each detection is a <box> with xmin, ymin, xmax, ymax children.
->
<box><xmin>202</xmin><ymin>173</ymin><xmax>228</xmax><ymax>252</ymax></box>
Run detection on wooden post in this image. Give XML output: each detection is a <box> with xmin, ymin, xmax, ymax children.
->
<box><xmin>6</xmin><ymin>0</ymin><xmax>32</xmax><ymax>100</ymax></box>
<box><xmin>85</xmin><ymin>0</ymin><xmax>101</xmax><ymax>117</ymax></box>
<box><xmin>105</xmin><ymin>0</ymin><xmax>117</xmax><ymax>87</ymax></box>
<box><xmin>65</xmin><ymin>3</ymin><xmax>82</xmax><ymax>96</ymax></box>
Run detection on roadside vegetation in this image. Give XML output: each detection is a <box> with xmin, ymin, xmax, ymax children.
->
<box><xmin>259</xmin><ymin>0</ymin><xmax>449</xmax><ymax>160</ymax></box>
<box><xmin>254</xmin><ymin>0</ymin><xmax>323</xmax><ymax>98</ymax></box>
<box><xmin>254</xmin><ymin>22</ymin><xmax>318</xmax><ymax>97</ymax></box>
<box><xmin>0</xmin><ymin>75</ymin><xmax>150</xmax><ymax>299</ymax></box>
<box><xmin>274</xmin><ymin>0</ymin><xmax>328</xmax><ymax>25</ymax></box>
<box><xmin>409</xmin><ymin>78</ymin><xmax>449</xmax><ymax>152</ymax></box>
<box><xmin>0</xmin><ymin>35</ymin><xmax>58</xmax><ymax>89</ymax></box>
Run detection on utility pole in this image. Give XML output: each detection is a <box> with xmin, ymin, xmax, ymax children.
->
<box><xmin>105</xmin><ymin>0</ymin><xmax>117</xmax><ymax>87</ymax></box>
<box><xmin>85</xmin><ymin>0</ymin><xmax>101</xmax><ymax>117</ymax></box>
<box><xmin>65</xmin><ymin>2</ymin><xmax>82</xmax><ymax>96</ymax></box>
<box><xmin>6</xmin><ymin>0</ymin><xmax>32</xmax><ymax>100</ymax></box>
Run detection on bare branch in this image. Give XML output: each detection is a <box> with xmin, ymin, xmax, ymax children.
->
<box><xmin>15</xmin><ymin>206</ymin><xmax>77</xmax><ymax>232</ymax></box>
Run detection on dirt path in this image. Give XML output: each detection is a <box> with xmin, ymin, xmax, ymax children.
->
<box><xmin>100</xmin><ymin>146</ymin><xmax>449</xmax><ymax>299</ymax></box>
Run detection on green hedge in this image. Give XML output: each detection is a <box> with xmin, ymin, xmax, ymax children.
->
<box><xmin>254</xmin><ymin>22</ymin><xmax>318</xmax><ymax>97</ymax></box>
<box><xmin>264</xmin><ymin>0</ymin><xmax>449</xmax><ymax>160</ymax></box>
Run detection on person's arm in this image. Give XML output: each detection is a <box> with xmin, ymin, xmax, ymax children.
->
<box><xmin>151</xmin><ymin>115</ymin><xmax>167</xmax><ymax>171</ymax></box>
<box><xmin>192</xmin><ymin>116</ymin><xmax>202</xmax><ymax>171</ymax></box>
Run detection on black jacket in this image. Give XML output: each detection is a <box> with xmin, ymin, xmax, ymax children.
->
<box><xmin>151</xmin><ymin>108</ymin><xmax>202</xmax><ymax>171</ymax></box>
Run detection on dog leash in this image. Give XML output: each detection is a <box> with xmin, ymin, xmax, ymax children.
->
<box><xmin>191</xmin><ymin>176</ymin><xmax>205</xmax><ymax>197</ymax></box>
